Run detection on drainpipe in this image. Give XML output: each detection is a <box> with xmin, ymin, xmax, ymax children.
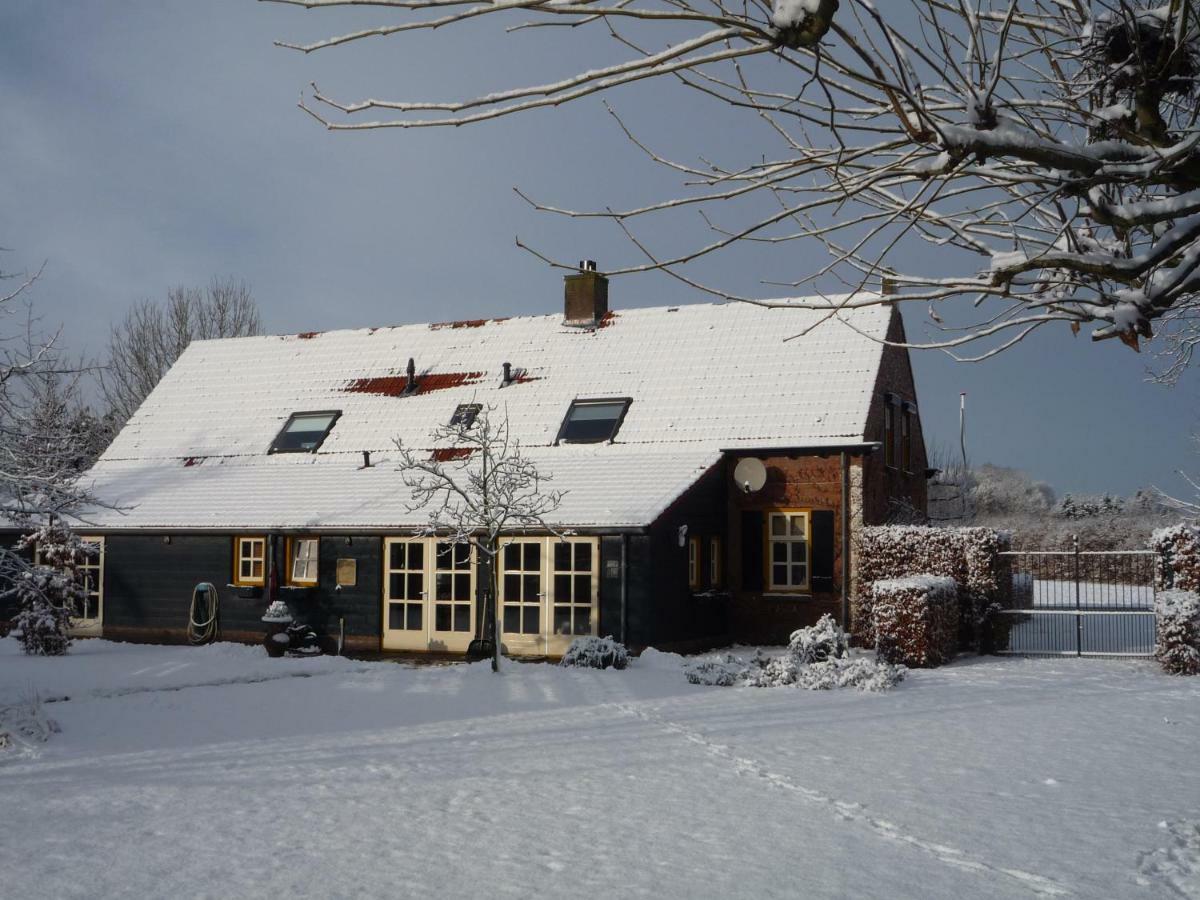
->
<box><xmin>840</xmin><ymin>451</ymin><xmax>851</xmax><ymax>632</ymax></box>
<box><xmin>620</xmin><ymin>534</ymin><xmax>629</xmax><ymax>644</ymax></box>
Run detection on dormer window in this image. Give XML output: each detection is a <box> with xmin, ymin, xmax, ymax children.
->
<box><xmin>270</xmin><ymin>411</ymin><xmax>340</xmax><ymax>454</ymax></box>
<box><xmin>557</xmin><ymin>398</ymin><xmax>631</xmax><ymax>444</ymax></box>
<box><xmin>450</xmin><ymin>403</ymin><xmax>482</xmax><ymax>429</ymax></box>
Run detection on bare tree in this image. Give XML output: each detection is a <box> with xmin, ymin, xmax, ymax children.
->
<box><xmin>269</xmin><ymin>1</ymin><xmax>1200</xmax><ymax>368</ymax></box>
<box><xmin>1157</xmin><ymin>432</ymin><xmax>1200</xmax><ymax>518</ymax></box>
<box><xmin>394</xmin><ymin>404</ymin><xmax>565</xmax><ymax>672</ymax></box>
<box><xmin>103</xmin><ymin>277</ymin><xmax>261</xmax><ymax>425</ymax></box>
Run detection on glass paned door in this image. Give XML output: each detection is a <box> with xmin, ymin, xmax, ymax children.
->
<box><xmin>431</xmin><ymin>541</ymin><xmax>475</xmax><ymax>652</ymax></box>
<box><xmin>383</xmin><ymin>538</ymin><xmax>426</xmax><ymax>650</ymax></box>
<box><xmin>74</xmin><ymin>537</ymin><xmax>104</xmax><ymax>635</ymax></box>
<box><xmin>499</xmin><ymin>539</ymin><xmax>543</xmax><ymax>653</ymax></box>
<box><xmin>549</xmin><ymin>539</ymin><xmax>595</xmax><ymax>654</ymax></box>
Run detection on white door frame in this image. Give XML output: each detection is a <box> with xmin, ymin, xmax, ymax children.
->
<box><xmin>381</xmin><ymin>536</ymin><xmax>478</xmax><ymax>653</ymax></box>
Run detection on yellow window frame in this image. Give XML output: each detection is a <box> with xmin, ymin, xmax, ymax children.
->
<box><xmin>763</xmin><ymin>511</ymin><xmax>811</xmax><ymax>593</ymax></box>
<box><xmin>687</xmin><ymin>535</ymin><xmax>701</xmax><ymax>590</ymax></box>
<box><xmin>233</xmin><ymin>536</ymin><xmax>267</xmax><ymax>586</ymax></box>
<box><xmin>285</xmin><ymin>536</ymin><xmax>319</xmax><ymax>586</ymax></box>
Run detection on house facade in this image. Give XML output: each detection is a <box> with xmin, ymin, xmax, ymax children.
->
<box><xmin>6</xmin><ymin>273</ymin><xmax>928</xmax><ymax>655</ymax></box>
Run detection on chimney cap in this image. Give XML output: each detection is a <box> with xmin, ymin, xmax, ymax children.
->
<box><xmin>578</xmin><ymin>259</ymin><xmax>598</xmax><ymax>272</ymax></box>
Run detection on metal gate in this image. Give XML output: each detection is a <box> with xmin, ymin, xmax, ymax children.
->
<box><xmin>995</xmin><ymin>542</ymin><xmax>1157</xmax><ymax>657</ymax></box>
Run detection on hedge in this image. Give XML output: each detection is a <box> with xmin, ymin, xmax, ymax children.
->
<box><xmin>1152</xmin><ymin>524</ymin><xmax>1200</xmax><ymax>594</ymax></box>
<box><xmin>855</xmin><ymin>525</ymin><xmax>1012</xmax><ymax>651</ymax></box>
<box><xmin>871</xmin><ymin>576</ymin><xmax>959</xmax><ymax>668</ymax></box>
<box><xmin>1155</xmin><ymin>590</ymin><xmax>1200</xmax><ymax>675</ymax></box>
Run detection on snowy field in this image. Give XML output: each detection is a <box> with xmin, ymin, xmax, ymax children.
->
<box><xmin>2</xmin><ymin>638</ymin><xmax>1199</xmax><ymax>899</ymax></box>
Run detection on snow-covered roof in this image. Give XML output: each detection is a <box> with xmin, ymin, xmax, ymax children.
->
<box><xmin>78</xmin><ymin>298</ymin><xmax>892</xmax><ymax>529</ymax></box>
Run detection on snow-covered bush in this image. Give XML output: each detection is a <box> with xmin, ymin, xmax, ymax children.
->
<box><xmin>1152</xmin><ymin>524</ymin><xmax>1200</xmax><ymax>594</ymax></box>
<box><xmin>7</xmin><ymin>525</ymin><xmax>94</xmax><ymax>656</ymax></box>
<box><xmin>684</xmin><ymin>616</ymin><xmax>904</xmax><ymax>692</ymax></box>
<box><xmin>560</xmin><ymin>635</ymin><xmax>629</xmax><ymax>670</ymax></box>
<box><xmin>788</xmin><ymin>613</ymin><xmax>849</xmax><ymax>664</ymax></box>
<box><xmin>856</xmin><ymin>525</ymin><xmax>1011</xmax><ymax>651</ymax></box>
<box><xmin>683</xmin><ymin>654</ymin><xmax>746</xmax><ymax>686</ymax></box>
<box><xmin>1155</xmin><ymin>590</ymin><xmax>1200</xmax><ymax>676</ymax></box>
<box><xmin>871</xmin><ymin>576</ymin><xmax>958</xmax><ymax>668</ymax></box>
<box><xmin>262</xmin><ymin>600</ymin><xmax>291</xmax><ymax>621</ymax></box>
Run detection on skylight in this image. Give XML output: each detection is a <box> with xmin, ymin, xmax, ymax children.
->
<box><xmin>269</xmin><ymin>411</ymin><xmax>341</xmax><ymax>454</ymax></box>
<box><xmin>450</xmin><ymin>403</ymin><xmax>482</xmax><ymax>429</ymax></box>
<box><xmin>557</xmin><ymin>399</ymin><xmax>631</xmax><ymax>444</ymax></box>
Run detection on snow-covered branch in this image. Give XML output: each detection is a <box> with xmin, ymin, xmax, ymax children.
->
<box><xmin>270</xmin><ymin>0</ymin><xmax>1200</xmax><ymax>365</ymax></box>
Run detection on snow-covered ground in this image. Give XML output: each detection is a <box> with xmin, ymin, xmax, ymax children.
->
<box><xmin>2</xmin><ymin>638</ymin><xmax>1198</xmax><ymax>899</ymax></box>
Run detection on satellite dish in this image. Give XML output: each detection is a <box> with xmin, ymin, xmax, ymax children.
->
<box><xmin>733</xmin><ymin>457</ymin><xmax>767</xmax><ymax>493</ymax></box>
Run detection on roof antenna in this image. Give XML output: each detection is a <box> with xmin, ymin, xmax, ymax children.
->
<box><xmin>404</xmin><ymin>357</ymin><xmax>417</xmax><ymax>394</ymax></box>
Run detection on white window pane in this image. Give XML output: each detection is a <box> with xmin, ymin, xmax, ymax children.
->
<box><xmin>286</xmin><ymin>413</ymin><xmax>336</xmax><ymax>433</ymax></box>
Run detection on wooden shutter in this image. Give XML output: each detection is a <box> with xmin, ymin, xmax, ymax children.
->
<box><xmin>740</xmin><ymin>510</ymin><xmax>763</xmax><ymax>591</ymax></box>
<box><xmin>810</xmin><ymin>510</ymin><xmax>835</xmax><ymax>593</ymax></box>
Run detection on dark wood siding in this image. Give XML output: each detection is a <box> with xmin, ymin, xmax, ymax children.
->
<box><xmin>99</xmin><ymin>533</ymin><xmax>383</xmax><ymax>650</ymax></box>
<box><xmin>639</xmin><ymin>461</ymin><xmax>731</xmax><ymax>651</ymax></box>
<box><xmin>104</xmin><ymin>535</ymin><xmax>233</xmax><ymax>639</ymax></box>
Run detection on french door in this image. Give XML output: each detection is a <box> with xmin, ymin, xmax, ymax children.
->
<box><xmin>382</xmin><ymin>537</ymin><xmax>477</xmax><ymax>652</ymax></box>
<box><xmin>499</xmin><ymin>536</ymin><xmax>598</xmax><ymax>656</ymax></box>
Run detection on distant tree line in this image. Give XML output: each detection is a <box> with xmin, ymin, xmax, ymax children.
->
<box><xmin>923</xmin><ymin>453</ymin><xmax>1175</xmax><ymax>551</ymax></box>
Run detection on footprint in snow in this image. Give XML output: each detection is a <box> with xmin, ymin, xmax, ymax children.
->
<box><xmin>1134</xmin><ymin>820</ymin><xmax>1200</xmax><ymax>898</ymax></box>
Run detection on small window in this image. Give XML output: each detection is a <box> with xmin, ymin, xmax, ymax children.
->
<box><xmin>270</xmin><ymin>411</ymin><xmax>340</xmax><ymax>454</ymax></box>
<box><xmin>450</xmin><ymin>403</ymin><xmax>481</xmax><ymax>429</ymax></box>
<box><xmin>288</xmin><ymin>537</ymin><xmax>319</xmax><ymax>585</ymax></box>
<box><xmin>901</xmin><ymin>404</ymin><xmax>914</xmax><ymax>473</ymax></box>
<box><xmin>688</xmin><ymin>536</ymin><xmax>701</xmax><ymax>590</ymax></box>
<box><xmin>234</xmin><ymin>536</ymin><xmax>266</xmax><ymax>586</ymax></box>
<box><xmin>766</xmin><ymin>512</ymin><xmax>810</xmax><ymax>592</ymax></box>
<box><xmin>709</xmin><ymin>537</ymin><xmax>722</xmax><ymax>589</ymax></box>
<box><xmin>557</xmin><ymin>398</ymin><xmax>631</xmax><ymax>444</ymax></box>
<box><xmin>883</xmin><ymin>396</ymin><xmax>898</xmax><ymax>468</ymax></box>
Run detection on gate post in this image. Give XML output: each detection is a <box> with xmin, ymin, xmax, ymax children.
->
<box><xmin>1073</xmin><ymin>534</ymin><xmax>1082</xmax><ymax>657</ymax></box>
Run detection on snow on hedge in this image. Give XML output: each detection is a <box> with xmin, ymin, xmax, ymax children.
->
<box><xmin>1152</xmin><ymin>524</ymin><xmax>1200</xmax><ymax>594</ymax></box>
<box><xmin>560</xmin><ymin>636</ymin><xmax>629</xmax><ymax>671</ymax></box>
<box><xmin>871</xmin><ymin>576</ymin><xmax>959</xmax><ymax>668</ymax></box>
<box><xmin>1155</xmin><ymin>590</ymin><xmax>1200</xmax><ymax>676</ymax></box>
<box><xmin>683</xmin><ymin>615</ymin><xmax>904</xmax><ymax>692</ymax></box>
<box><xmin>856</xmin><ymin>525</ymin><xmax>1011</xmax><ymax>651</ymax></box>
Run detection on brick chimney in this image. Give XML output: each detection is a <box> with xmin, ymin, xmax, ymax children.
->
<box><xmin>564</xmin><ymin>260</ymin><xmax>608</xmax><ymax>326</ymax></box>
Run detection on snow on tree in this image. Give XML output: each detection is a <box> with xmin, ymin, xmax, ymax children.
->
<box><xmin>394</xmin><ymin>403</ymin><xmax>565</xmax><ymax>672</ymax></box>
<box><xmin>272</xmin><ymin>1</ymin><xmax>1200</xmax><ymax>371</ymax></box>
<box><xmin>0</xmin><ymin>253</ymin><xmax>110</xmax><ymax>641</ymax></box>
<box><xmin>8</xmin><ymin>524</ymin><xmax>95</xmax><ymax>656</ymax></box>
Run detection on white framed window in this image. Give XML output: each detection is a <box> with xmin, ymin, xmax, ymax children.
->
<box><xmin>551</xmin><ymin>539</ymin><xmax>594</xmax><ymax>638</ymax></box>
<box><xmin>381</xmin><ymin>538</ymin><xmax>477</xmax><ymax>653</ymax></box>
<box><xmin>35</xmin><ymin>535</ymin><xmax>104</xmax><ymax>629</ymax></box>
<box><xmin>234</xmin><ymin>536</ymin><xmax>266</xmax><ymax>586</ymax></box>
<box><xmin>498</xmin><ymin>536</ymin><xmax>599</xmax><ymax>655</ymax></box>
<box><xmin>766</xmin><ymin>512</ymin><xmax>810</xmax><ymax>592</ymax></box>
<box><xmin>288</xmin><ymin>537</ymin><xmax>319</xmax><ymax>585</ymax></box>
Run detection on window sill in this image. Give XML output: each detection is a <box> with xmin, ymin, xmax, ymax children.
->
<box><xmin>762</xmin><ymin>592</ymin><xmax>813</xmax><ymax>599</ymax></box>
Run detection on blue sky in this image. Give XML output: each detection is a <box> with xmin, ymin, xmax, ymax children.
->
<box><xmin>2</xmin><ymin>0</ymin><xmax>1197</xmax><ymax>498</ymax></box>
